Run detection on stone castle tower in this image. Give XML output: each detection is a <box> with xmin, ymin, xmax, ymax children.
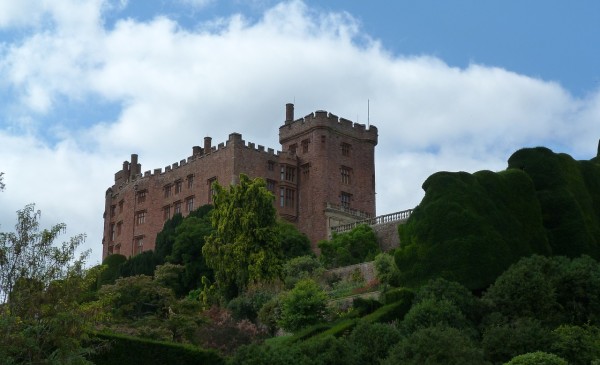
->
<box><xmin>102</xmin><ymin>104</ymin><xmax>378</xmax><ymax>259</ymax></box>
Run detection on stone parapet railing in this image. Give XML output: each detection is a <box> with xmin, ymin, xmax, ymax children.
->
<box><xmin>331</xmin><ymin>209</ymin><xmax>413</xmax><ymax>234</ymax></box>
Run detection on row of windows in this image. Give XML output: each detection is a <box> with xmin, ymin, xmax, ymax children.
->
<box><xmin>107</xmin><ymin>235</ymin><xmax>144</xmax><ymax>255</ymax></box>
<box><xmin>164</xmin><ymin>175</ymin><xmax>195</xmax><ymax>198</ymax></box>
<box><xmin>162</xmin><ymin>196</ymin><xmax>195</xmax><ymax>221</ymax></box>
<box><xmin>287</xmin><ymin>140</ymin><xmax>351</xmax><ymax>156</ymax></box>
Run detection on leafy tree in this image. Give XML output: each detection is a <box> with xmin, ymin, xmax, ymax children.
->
<box><xmin>276</xmin><ymin>221</ymin><xmax>312</xmax><ymax>260</ymax></box>
<box><xmin>203</xmin><ymin>174</ymin><xmax>283</xmax><ymax>298</ymax></box>
<box><xmin>0</xmin><ymin>204</ymin><xmax>96</xmax><ymax>364</ymax></box>
<box><xmin>278</xmin><ymin>279</ymin><xmax>328</xmax><ymax>332</ymax></box>
<box><xmin>120</xmin><ymin>250</ymin><xmax>159</xmax><ymax>277</ymax></box>
<box><xmin>168</xmin><ymin>207</ymin><xmax>214</xmax><ymax>294</ymax></box>
<box><xmin>401</xmin><ymin>298</ymin><xmax>476</xmax><ymax>337</ymax></box>
<box><xmin>382</xmin><ymin>325</ymin><xmax>488</xmax><ymax>365</ymax></box>
<box><xmin>318</xmin><ymin>224</ymin><xmax>380</xmax><ymax>269</ymax></box>
<box><xmin>374</xmin><ymin>252</ymin><xmax>400</xmax><ymax>288</ymax></box>
<box><xmin>413</xmin><ymin>278</ymin><xmax>481</xmax><ymax>323</ymax></box>
<box><xmin>347</xmin><ymin>321</ymin><xmax>402</xmax><ymax>364</ymax></box>
<box><xmin>99</xmin><ymin>275</ymin><xmax>175</xmax><ymax>319</ymax></box>
<box><xmin>282</xmin><ymin>255</ymin><xmax>325</xmax><ymax>289</ymax></box>
<box><xmin>504</xmin><ymin>352</ymin><xmax>568</xmax><ymax>365</ymax></box>
<box><xmin>550</xmin><ymin>324</ymin><xmax>600</xmax><ymax>365</ymax></box>
<box><xmin>98</xmin><ymin>254</ymin><xmax>127</xmax><ymax>286</ymax></box>
<box><xmin>154</xmin><ymin>213</ymin><xmax>185</xmax><ymax>263</ymax></box>
<box><xmin>481</xmin><ymin>317</ymin><xmax>554</xmax><ymax>364</ymax></box>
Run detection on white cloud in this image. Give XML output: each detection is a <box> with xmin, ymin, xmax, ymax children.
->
<box><xmin>0</xmin><ymin>0</ymin><xmax>599</xmax><ymax>263</ymax></box>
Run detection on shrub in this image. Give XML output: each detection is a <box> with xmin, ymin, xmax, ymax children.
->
<box><xmin>278</xmin><ymin>279</ymin><xmax>328</xmax><ymax>332</ymax></box>
<box><xmin>504</xmin><ymin>351</ymin><xmax>568</xmax><ymax>365</ymax></box>
<box><xmin>318</xmin><ymin>225</ymin><xmax>380</xmax><ymax>269</ymax></box>
<box><xmin>382</xmin><ymin>287</ymin><xmax>415</xmax><ymax>305</ymax></box>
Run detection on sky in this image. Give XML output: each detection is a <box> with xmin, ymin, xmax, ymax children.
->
<box><xmin>0</xmin><ymin>0</ymin><xmax>599</xmax><ymax>265</ymax></box>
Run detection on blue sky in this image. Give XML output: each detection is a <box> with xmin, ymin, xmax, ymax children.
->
<box><xmin>0</xmin><ymin>0</ymin><xmax>599</xmax><ymax>263</ymax></box>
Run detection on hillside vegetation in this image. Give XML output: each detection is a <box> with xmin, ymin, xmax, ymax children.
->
<box><xmin>396</xmin><ymin>147</ymin><xmax>600</xmax><ymax>290</ymax></box>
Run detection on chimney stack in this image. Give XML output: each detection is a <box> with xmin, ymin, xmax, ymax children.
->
<box><xmin>285</xmin><ymin>103</ymin><xmax>294</xmax><ymax>123</ymax></box>
<box><xmin>204</xmin><ymin>137</ymin><xmax>212</xmax><ymax>154</ymax></box>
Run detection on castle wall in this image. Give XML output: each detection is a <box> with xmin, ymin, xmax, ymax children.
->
<box><xmin>102</xmin><ymin>105</ymin><xmax>378</xmax><ymax>259</ymax></box>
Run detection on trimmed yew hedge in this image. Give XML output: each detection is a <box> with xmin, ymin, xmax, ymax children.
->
<box><xmin>88</xmin><ymin>331</ymin><xmax>224</xmax><ymax>365</ymax></box>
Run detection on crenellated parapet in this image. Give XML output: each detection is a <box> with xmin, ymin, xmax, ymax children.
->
<box><xmin>279</xmin><ymin>109</ymin><xmax>378</xmax><ymax>145</ymax></box>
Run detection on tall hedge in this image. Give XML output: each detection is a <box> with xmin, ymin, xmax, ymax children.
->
<box><xmin>88</xmin><ymin>331</ymin><xmax>223</xmax><ymax>365</ymax></box>
<box><xmin>395</xmin><ymin>147</ymin><xmax>600</xmax><ymax>291</ymax></box>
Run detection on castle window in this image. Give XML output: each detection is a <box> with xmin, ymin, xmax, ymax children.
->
<box><xmin>321</xmin><ymin>135</ymin><xmax>326</xmax><ymax>143</ymax></box>
<box><xmin>289</xmin><ymin>144</ymin><xmax>297</xmax><ymax>155</ymax></box>
<box><xmin>186</xmin><ymin>196</ymin><xmax>195</xmax><ymax>213</ymax></box>
<box><xmin>174</xmin><ymin>201</ymin><xmax>182</xmax><ymax>215</ymax></box>
<box><xmin>136</xmin><ymin>210</ymin><xmax>146</xmax><ymax>225</ymax></box>
<box><xmin>208</xmin><ymin>177</ymin><xmax>217</xmax><ymax>202</ymax></box>
<box><xmin>341</xmin><ymin>166</ymin><xmax>352</xmax><ymax>184</ymax></box>
<box><xmin>280</xmin><ymin>187</ymin><xmax>295</xmax><ymax>208</ymax></box>
<box><xmin>281</xmin><ymin>165</ymin><xmax>295</xmax><ymax>182</ymax></box>
<box><xmin>119</xmin><ymin>200</ymin><xmax>124</xmax><ymax>213</ymax></box>
<box><xmin>110</xmin><ymin>223</ymin><xmax>115</xmax><ymax>241</ymax></box>
<box><xmin>341</xmin><ymin>143</ymin><xmax>351</xmax><ymax>157</ymax></box>
<box><xmin>107</xmin><ymin>245</ymin><xmax>114</xmax><ymax>255</ymax></box>
<box><xmin>266</xmin><ymin>179</ymin><xmax>276</xmax><ymax>193</ymax></box>
<box><xmin>341</xmin><ymin>192</ymin><xmax>352</xmax><ymax>209</ymax></box>
<box><xmin>187</xmin><ymin>174</ymin><xmax>194</xmax><ymax>189</ymax></box>
<box><xmin>175</xmin><ymin>179</ymin><xmax>183</xmax><ymax>194</ymax></box>
<box><xmin>110</xmin><ymin>205</ymin><xmax>116</xmax><ymax>217</ymax></box>
<box><xmin>268</xmin><ymin>160</ymin><xmax>275</xmax><ymax>171</ymax></box>
<box><xmin>302</xmin><ymin>139</ymin><xmax>310</xmax><ymax>153</ymax></box>
<box><xmin>136</xmin><ymin>190</ymin><xmax>146</xmax><ymax>204</ymax></box>
<box><xmin>114</xmin><ymin>244</ymin><xmax>121</xmax><ymax>255</ymax></box>
<box><xmin>117</xmin><ymin>221</ymin><xmax>122</xmax><ymax>236</ymax></box>
<box><xmin>302</xmin><ymin>163</ymin><xmax>310</xmax><ymax>180</ymax></box>
<box><xmin>135</xmin><ymin>236</ymin><xmax>144</xmax><ymax>254</ymax></box>
<box><xmin>164</xmin><ymin>184</ymin><xmax>172</xmax><ymax>198</ymax></box>
<box><xmin>163</xmin><ymin>205</ymin><xmax>171</xmax><ymax>221</ymax></box>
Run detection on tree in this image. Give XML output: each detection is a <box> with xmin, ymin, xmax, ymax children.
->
<box><xmin>0</xmin><ymin>204</ymin><xmax>96</xmax><ymax>364</ymax></box>
<box><xmin>318</xmin><ymin>224</ymin><xmax>380</xmax><ymax>269</ymax></box>
<box><xmin>504</xmin><ymin>352</ymin><xmax>568</xmax><ymax>365</ymax></box>
<box><xmin>203</xmin><ymin>174</ymin><xmax>283</xmax><ymax>297</ymax></box>
<box><xmin>382</xmin><ymin>325</ymin><xmax>488</xmax><ymax>365</ymax></box>
<box><xmin>278</xmin><ymin>279</ymin><xmax>328</xmax><ymax>332</ymax></box>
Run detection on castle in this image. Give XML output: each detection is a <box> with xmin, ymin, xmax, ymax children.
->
<box><xmin>102</xmin><ymin>104</ymin><xmax>378</xmax><ymax>259</ymax></box>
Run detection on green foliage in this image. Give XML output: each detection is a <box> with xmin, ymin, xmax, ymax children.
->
<box><xmin>382</xmin><ymin>325</ymin><xmax>489</xmax><ymax>365</ymax></box>
<box><xmin>396</xmin><ymin>168</ymin><xmax>549</xmax><ymax>290</ymax></box>
<box><xmin>120</xmin><ymin>250</ymin><xmax>159</xmax><ymax>277</ymax></box>
<box><xmin>401</xmin><ymin>298</ymin><xmax>476</xmax><ymax>336</ymax></box>
<box><xmin>277</xmin><ymin>220</ymin><xmax>312</xmax><ymax>260</ymax></box>
<box><xmin>0</xmin><ymin>204</ymin><xmax>96</xmax><ymax>364</ymax></box>
<box><xmin>550</xmin><ymin>324</ymin><xmax>600</xmax><ymax>365</ymax></box>
<box><xmin>481</xmin><ymin>317</ymin><xmax>554</xmax><ymax>364</ymax></box>
<box><xmin>89</xmin><ymin>331</ymin><xmax>224</xmax><ymax>365</ymax></box>
<box><xmin>99</xmin><ymin>254</ymin><xmax>126</xmax><ymax>286</ymax></box>
<box><xmin>227</xmin><ymin>285</ymin><xmax>276</xmax><ymax>322</ymax></box>
<box><xmin>168</xmin><ymin>206</ymin><xmax>214</xmax><ymax>294</ymax></box>
<box><xmin>352</xmin><ymin>297</ymin><xmax>383</xmax><ymax>316</ymax></box>
<box><xmin>504</xmin><ymin>351</ymin><xmax>568</xmax><ymax>365</ymax></box>
<box><xmin>374</xmin><ymin>252</ymin><xmax>400</xmax><ymax>287</ymax></box>
<box><xmin>382</xmin><ymin>287</ymin><xmax>415</xmax><ymax>305</ymax></box>
<box><xmin>203</xmin><ymin>174</ymin><xmax>283</xmax><ymax>298</ymax></box>
<box><xmin>99</xmin><ymin>275</ymin><xmax>175</xmax><ymax>319</ymax></box>
<box><xmin>347</xmin><ymin>321</ymin><xmax>402</xmax><ymax>363</ymax></box>
<box><xmin>154</xmin><ymin>213</ymin><xmax>184</xmax><ymax>263</ymax></box>
<box><xmin>508</xmin><ymin>148</ymin><xmax>600</xmax><ymax>258</ymax></box>
<box><xmin>361</xmin><ymin>299</ymin><xmax>413</xmax><ymax>324</ymax></box>
<box><xmin>318</xmin><ymin>224</ymin><xmax>380</xmax><ymax>269</ymax></box>
<box><xmin>278</xmin><ymin>279</ymin><xmax>328</xmax><ymax>332</ymax></box>
<box><xmin>282</xmin><ymin>255</ymin><xmax>325</xmax><ymax>289</ymax></box>
<box><xmin>414</xmin><ymin>278</ymin><xmax>481</xmax><ymax>323</ymax></box>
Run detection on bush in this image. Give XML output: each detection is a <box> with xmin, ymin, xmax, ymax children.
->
<box><xmin>352</xmin><ymin>297</ymin><xmax>383</xmax><ymax>316</ymax></box>
<box><xmin>318</xmin><ymin>225</ymin><xmax>380</xmax><ymax>269</ymax></box>
<box><xmin>347</xmin><ymin>321</ymin><xmax>402</xmax><ymax>364</ymax></box>
<box><xmin>278</xmin><ymin>279</ymin><xmax>328</xmax><ymax>332</ymax></box>
<box><xmin>362</xmin><ymin>299</ymin><xmax>412</xmax><ymax>324</ymax></box>
<box><xmin>382</xmin><ymin>287</ymin><xmax>415</xmax><ymax>305</ymax></box>
<box><xmin>504</xmin><ymin>351</ymin><xmax>568</xmax><ymax>365</ymax></box>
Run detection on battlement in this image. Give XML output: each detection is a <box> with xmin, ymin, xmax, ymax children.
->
<box><xmin>113</xmin><ymin>132</ymin><xmax>281</xmax><ymax>186</ymax></box>
<box><xmin>279</xmin><ymin>106</ymin><xmax>378</xmax><ymax>145</ymax></box>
